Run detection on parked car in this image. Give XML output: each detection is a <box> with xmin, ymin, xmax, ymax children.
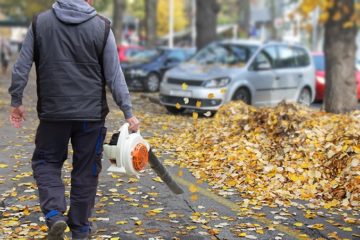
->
<box><xmin>122</xmin><ymin>47</ymin><xmax>195</xmax><ymax>92</ymax></box>
<box><xmin>160</xmin><ymin>40</ymin><xmax>315</xmax><ymax>114</ymax></box>
<box><xmin>118</xmin><ymin>45</ymin><xmax>143</xmax><ymax>62</ymax></box>
<box><xmin>313</xmin><ymin>53</ymin><xmax>360</xmax><ymax>101</ymax></box>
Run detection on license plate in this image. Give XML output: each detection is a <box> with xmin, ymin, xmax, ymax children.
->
<box><xmin>170</xmin><ymin>90</ymin><xmax>192</xmax><ymax>97</ymax></box>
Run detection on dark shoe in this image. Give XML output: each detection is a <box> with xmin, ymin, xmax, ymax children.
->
<box><xmin>47</xmin><ymin>220</ymin><xmax>67</xmax><ymax>240</ymax></box>
<box><xmin>71</xmin><ymin>222</ymin><xmax>97</xmax><ymax>240</ymax></box>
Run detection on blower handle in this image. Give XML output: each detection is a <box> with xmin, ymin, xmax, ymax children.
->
<box><xmin>119</xmin><ymin>123</ymin><xmax>141</xmax><ymax>136</ymax></box>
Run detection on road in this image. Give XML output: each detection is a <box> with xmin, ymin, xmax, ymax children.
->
<box><xmin>0</xmin><ymin>65</ymin><xmax>359</xmax><ymax>240</ymax></box>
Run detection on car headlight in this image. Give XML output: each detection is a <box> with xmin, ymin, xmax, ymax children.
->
<box><xmin>130</xmin><ymin>69</ymin><xmax>147</xmax><ymax>76</ymax></box>
<box><xmin>316</xmin><ymin>76</ymin><xmax>325</xmax><ymax>84</ymax></box>
<box><xmin>203</xmin><ymin>77</ymin><xmax>230</xmax><ymax>88</ymax></box>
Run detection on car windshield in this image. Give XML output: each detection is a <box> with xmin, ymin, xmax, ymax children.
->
<box><xmin>128</xmin><ymin>49</ymin><xmax>163</xmax><ymax>62</ymax></box>
<box><xmin>189</xmin><ymin>43</ymin><xmax>258</xmax><ymax>66</ymax></box>
<box><xmin>313</xmin><ymin>55</ymin><xmax>325</xmax><ymax>71</ymax></box>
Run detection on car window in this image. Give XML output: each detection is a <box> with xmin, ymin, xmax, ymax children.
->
<box><xmin>251</xmin><ymin>46</ymin><xmax>277</xmax><ymax>70</ymax></box>
<box><xmin>295</xmin><ymin>48</ymin><xmax>310</xmax><ymax>67</ymax></box>
<box><xmin>168</xmin><ymin>50</ymin><xmax>187</xmax><ymax>61</ymax></box>
<box><xmin>190</xmin><ymin>43</ymin><xmax>257</xmax><ymax>66</ymax></box>
<box><xmin>128</xmin><ymin>49</ymin><xmax>162</xmax><ymax>62</ymax></box>
<box><xmin>277</xmin><ymin>46</ymin><xmax>297</xmax><ymax>68</ymax></box>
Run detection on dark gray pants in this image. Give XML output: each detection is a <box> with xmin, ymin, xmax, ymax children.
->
<box><xmin>31</xmin><ymin>120</ymin><xmax>106</xmax><ymax>238</ymax></box>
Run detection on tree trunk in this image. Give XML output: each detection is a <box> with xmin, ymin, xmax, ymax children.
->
<box><xmin>145</xmin><ymin>0</ymin><xmax>158</xmax><ymax>47</ymax></box>
<box><xmin>324</xmin><ymin>0</ymin><xmax>357</xmax><ymax>113</ymax></box>
<box><xmin>237</xmin><ymin>0</ymin><xmax>250</xmax><ymax>37</ymax></box>
<box><xmin>113</xmin><ymin>0</ymin><xmax>126</xmax><ymax>45</ymax></box>
<box><xmin>269</xmin><ymin>0</ymin><xmax>277</xmax><ymax>40</ymax></box>
<box><xmin>196</xmin><ymin>0</ymin><xmax>219</xmax><ymax>50</ymax></box>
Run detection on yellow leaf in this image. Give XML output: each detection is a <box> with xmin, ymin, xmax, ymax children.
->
<box><xmin>204</xmin><ymin>111</ymin><xmax>212</xmax><ymax>117</ymax></box>
<box><xmin>40</xmin><ymin>225</ymin><xmax>48</xmax><ymax>232</ymax></box>
<box><xmin>23</xmin><ymin>206</ymin><xmax>30</xmax><ymax>216</ymax></box>
<box><xmin>340</xmin><ymin>227</ymin><xmax>352</xmax><ymax>232</ymax></box>
<box><xmin>294</xmin><ymin>222</ymin><xmax>304</xmax><ymax>227</ymax></box>
<box><xmin>324</xmin><ymin>200</ymin><xmax>338</xmax><ymax>209</ymax></box>
<box><xmin>149</xmin><ymin>208</ymin><xmax>164</xmax><ymax>214</ymax></box>
<box><xmin>0</xmin><ymin>164</ymin><xmax>8</xmax><ymax>168</ymax></box>
<box><xmin>135</xmin><ymin>220</ymin><xmax>142</xmax><ymax>226</ymax></box>
<box><xmin>226</xmin><ymin>179</ymin><xmax>237</xmax><ymax>187</ymax></box>
<box><xmin>193</xmin><ymin>112</ymin><xmax>199</xmax><ymax>120</ymax></box>
<box><xmin>319</xmin><ymin>12</ymin><xmax>329</xmax><ymax>23</ymax></box>
<box><xmin>220</xmin><ymin>88</ymin><xmax>227</xmax><ymax>94</ymax></box>
<box><xmin>175</xmin><ymin>103</ymin><xmax>181</xmax><ymax>109</ymax></box>
<box><xmin>189</xmin><ymin>184</ymin><xmax>198</xmax><ymax>193</ymax></box>
<box><xmin>308</xmin><ymin>224</ymin><xmax>324</xmax><ymax>230</ymax></box>
<box><xmin>186</xmin><ymin>225</ymin><xmax>197</xmax><ymax>230</ymax></box>
<box><xmin>116</xmin><ymin>220</ymin><xmax>128</xmax><ymax>225</ymax></box>
<box><xmin>178</xmin><ymin>170</ymin><xmax>184</xmax><ymax>177</ymax></box>
<box><xmin>208</xmin><ymin>93</ymin><xmax>215</xmax><ymax>99</ymax></box>
<box><xmin>182</xmin><ymin>83</ymin><xmax>188</xmax><ymax>90</ymax></box>
<box><xmin>332</xmin><ymin>11</ymin><xmax>341</xmax><ymax>21</ymax></box>
<box><xmin>238</xmin><ymin>232</ymin><xmax>247</xmax><ymax>237</ymax></box>
<box><xmin>196</xmin><ymin>101</ymin><xmax>202</xmax><ymax>108</ymax></box>
<box><xmin>190</xmin><ymin>194</ymin><xmax>198</xmax><ymax>201</ymax></box>
<box><xmin>128</xmin><ymin>178</ymin><xmax>139</xmax><ymax>183</ymax></box>
<box><xmin>344</xmin><ymin>218</ymin><xmax>356</xmax><ymax>224</ymax></box>
<box><xmin>152</xmin><ymin>177</ymin><xmax>163</xmax><ymax>183</ymax></box>
<box><xmin>343</xmin><ymin>21</ymin><xmax>353</xmax><ymax>28</ymax></box>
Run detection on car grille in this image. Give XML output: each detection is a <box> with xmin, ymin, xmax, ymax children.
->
<box><xmin>167</xmin><ymin>78</ymin><xmax>204</xmax><ymax>86</ymax></box>
<box><xmin>160</xmin><ymin>95</ymin><xmax>222</xmax><ymax>107</ymax></box>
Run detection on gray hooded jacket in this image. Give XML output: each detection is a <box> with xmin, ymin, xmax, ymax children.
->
<box><xmin>9</xmin><ymin>0</ymin><xmax>133</xmax><ymax>119</ymax></box>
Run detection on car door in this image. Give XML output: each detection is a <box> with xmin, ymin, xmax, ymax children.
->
<box><xmin>274</xmin><ymin>46</ymin><xmax>301</xmax><ymax>101</ymax></box>
<box><xmin>247</xmin><ymin>46</ymin><xmax>279</xmax><ymax>106</ymax></box>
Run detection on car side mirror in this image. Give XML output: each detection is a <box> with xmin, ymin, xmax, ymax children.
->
<box><xmin>254</xmin><ymin>62</ymin><xmax>272</xmax><ymax>71</ymax></box>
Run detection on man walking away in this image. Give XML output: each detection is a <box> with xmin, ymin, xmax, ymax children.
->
<box><xmin>8</xmin><ymin>0</ymin><xmax>140</xmax><ymax>239</ymax></box>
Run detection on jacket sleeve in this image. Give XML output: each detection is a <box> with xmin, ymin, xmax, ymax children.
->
<box><xmin>8</xmin><ymin>25</ymin><xmax>34</xmax><ymax>107</ymax></box>
<box><xmin>102</xmin><ymin>29</ymin><xmax>133</xmax><ymax>119</ymax></box>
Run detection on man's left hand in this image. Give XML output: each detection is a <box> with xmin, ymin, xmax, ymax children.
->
<box><xmin>9</xmin><ymin>106</ymin><xmax>26</xmax><ymax>128</ymax></box>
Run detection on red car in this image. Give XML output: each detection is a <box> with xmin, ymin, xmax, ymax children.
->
<box><xmin>118</xmin><ymin>45</ymin><xmax>143</xmax><ymax>62</ymax></box>
<box><xmin>313</xmin><ymin>53</ymin><xmax>360</xmax><ymax>101</ymax></box>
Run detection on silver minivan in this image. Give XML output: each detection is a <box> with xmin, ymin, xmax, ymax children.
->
<box><xmin>159</xmin><ymin>40</ymin><xmax>315</xmax><ymax>113</ymax></box>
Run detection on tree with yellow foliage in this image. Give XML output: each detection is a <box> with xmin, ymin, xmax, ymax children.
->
<box><xmin>156</xmin><ymin>0</ymin><xmax>188</xmax><ymax>37</ymax></box>
<box><xmin>298</xmin><ymin>0</ymin><xmax>358</xmax><ymax>113</ymax></box>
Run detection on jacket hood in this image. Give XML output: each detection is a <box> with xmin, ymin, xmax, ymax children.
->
<box><xmin>53</xmin><ymin>0</ymin><xmax>97</xmax><ymax>24</ymax></box>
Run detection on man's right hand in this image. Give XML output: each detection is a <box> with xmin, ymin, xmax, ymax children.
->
<box><xmin>127</xmin><ymin>116</ymin><xmax>140</xmax><ymax>132</ymax></box>
<box><xmin>9</xmin><ymin>106</ymin><xmax>26</xmax><ymax>128</ymax></box>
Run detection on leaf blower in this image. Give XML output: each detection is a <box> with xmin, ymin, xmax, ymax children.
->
<box><xmin>103</xmin><ymin>123</ymin><xmax>184</xmax><ymax>195</ymax></box>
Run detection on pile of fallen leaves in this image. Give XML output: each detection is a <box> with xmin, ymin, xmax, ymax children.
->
<box><xmin>161</xmin><ymin>101</ymin><xmax>360</xmax><ymax>209</ymax></box>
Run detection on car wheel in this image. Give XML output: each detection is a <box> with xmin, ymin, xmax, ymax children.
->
<box><xmin>298</xmin><ymin>88</ymin><xmax>312</xmax><ymax>106</ymax></box>
<box><xmin>144</xmin><ymin>73</ymin><xmax>160</xmax><ymax>92</ymax></box>
<box><xmin>232</xmin><ymin>88</ymin><xmax>251</xmax><ymax>104</ymax></box>
<box><xmin>165</xmin><ymin>106</ymin><xmax>186</xmax><ymax>114</ymax></box>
